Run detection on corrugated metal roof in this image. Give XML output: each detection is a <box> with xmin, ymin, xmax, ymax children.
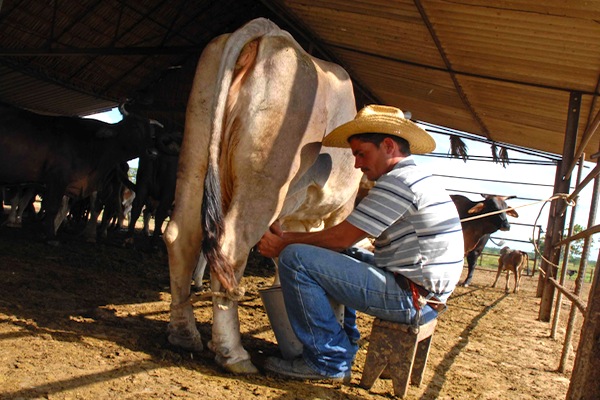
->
<box><xmin>1</xmin><ymin>0</ymin><xmax>599</xmax><ymax>161</ymax></box>
<box><xmin>280</xmin><ymin>0</ymin><xmax>600</xmax><ymax>161</ymax></box>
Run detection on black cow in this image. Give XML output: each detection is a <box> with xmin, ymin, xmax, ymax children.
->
<box><xmin>0</xmin><ymin>102</ymin><xmax>159</xmax><ymax>244</ymax></box>
<box><xmin>125</xmin><ymin>130</ymin><xmax>180</xmax><ymax>249</ymax></box>
<box><xmin>451</xmin><ymin>194</ymin><xmax>518</xmax><ymax>286</ymax></box>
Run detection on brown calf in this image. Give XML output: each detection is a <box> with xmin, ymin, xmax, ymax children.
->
<box><xmin>492</xmin><ymin>246</ymin><xmax>529</xmax><ymax>293</ymax></box>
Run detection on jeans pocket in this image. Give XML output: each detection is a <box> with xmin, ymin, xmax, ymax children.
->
<box><xmin>364</xmin><ymin>305</ymin><xmax>412</xmax><ymax>325</ymax></box>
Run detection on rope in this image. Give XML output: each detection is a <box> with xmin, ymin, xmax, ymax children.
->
<box><xmin>170</xmin><ymin>286</ymin><xmax>246</xmax><ymax>311</ymax></box>
<box><xmin>530</xmin><ymin>193</ymin><xmax>575</xmax><ymax>271</ymax></box>
<box><xmin>169</xmin><ymin>195</ymin><xmax>573</xmax><ymax>311</ymax></box>
<box><xmin>459</xmin><ymin>194</ymin><xmax>573</xmax><ymax>223</ymax></box>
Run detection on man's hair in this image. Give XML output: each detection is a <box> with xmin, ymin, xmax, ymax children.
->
<box><xmin>349</xmin><ymin>133</ymin><xmax>411</xmax><ymax>155</ymax></box>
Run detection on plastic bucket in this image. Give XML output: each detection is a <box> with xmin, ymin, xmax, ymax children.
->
<box><xmin>259</xmin><ymin>285</ymin><xmax>344</xmax><ymax>360</ymax></box>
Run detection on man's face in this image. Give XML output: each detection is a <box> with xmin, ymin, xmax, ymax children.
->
<box><xmin>349</xmin><ymin>138</ymin><xmax>391</xmax><ymax>181</ymax></box>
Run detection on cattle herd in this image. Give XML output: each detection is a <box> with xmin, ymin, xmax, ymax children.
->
<box><xmin>0</xmin><ymin>18</ymin><xmax>522</xmax><ymax>376</ymax></box>
<box><xmin>0</xmin><ymin>101</ymin><xmax>180</xmax><ymax>248</ymax></box>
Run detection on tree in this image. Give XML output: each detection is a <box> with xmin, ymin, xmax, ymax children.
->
<box><xmin>529</xmin><ymin>234</ymin><xmax>545</xmax><ymax>256</ymax></box>
<box><xmin>530</xmin><ymin>225</ymin><xmax>594</xmax><ymax>263</ymax></box>
<box><xmin>567</xmin><ymin>224</ymin><xmax>594</xmax><ymax>262</ymax></box>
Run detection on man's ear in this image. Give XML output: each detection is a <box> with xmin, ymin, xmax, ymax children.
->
<box><xmin>382</xmin><ymin>137</ymin><xmax>397</xmax><ymax>154</ymax></box>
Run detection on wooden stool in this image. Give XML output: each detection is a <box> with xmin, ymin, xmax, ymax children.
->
<box><xmin>359</xmin><ymin>318</ymin><xmax>437</xmax><ymax>398</ymax></box>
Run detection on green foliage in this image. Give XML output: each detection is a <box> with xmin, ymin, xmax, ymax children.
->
<box><xmin>128</xmin><ymin>167</ymin><xmax>137</xmax><ymax>184</ymax></box>
<box><xmin>530</xmin><ymin>224</ymin><xmax>594</xmax><ymax>263</ymax></box>
<box><xmin>474</xmin><ymin>246</ymin><xmax>596</xmax><ymax>283</ymax></box>
<box><xmin>568</xmin><ymin>224</ymin><xmax>594</xmax><ymax>261</ymax></box>
<box><xmin>529</xmin><ymin>235</ymin><xmax>545</xmax><ymax>255</ymax></box>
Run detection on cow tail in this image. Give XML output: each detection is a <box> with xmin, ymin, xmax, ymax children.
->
<box><xmin>201</xmin><ymin>164</ymin><xmax>232</xmax><ymax>288</ymax></box>
<box><xmin>201</xmin><ymin>18</ymin><xmax>279</xmax><ymax>296</ymax></box>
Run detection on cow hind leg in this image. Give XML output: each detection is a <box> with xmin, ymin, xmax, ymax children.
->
<box><xmin>163</xmin><ymin>173</ymin><xmax>205</xmax><ymax>352</ymax></box>
<box><xmin>207</xmin><ymin>223</ymin><xmax>259</xmax><ymax>373</ymax></box>
<box><xmin>124</xmin><ymin>193</ymin><xmax>146</xmax><ymax>246</ymax></box>
<box><xmin>5</xmin><ymin>189</ymin><xmax>22</xmax><ymax>227</ymax></box>
<box><xmin>208</xmin><ymin>274</ymin><xmax>257</xmax><ymax>374</ymax></box>
<box><xmin>504</xmin><ymin>270</ymin><xmax>511</xmax><ymax>293</ymax></box>
<box><xmin>150</xmin><ymin>202</ymin><xmax>169</xmax><ymax>250</ymax></box>
<box><xmin>164</xmin><ymin>217</ymin><xmax>204</xmax><ymax>353</ymax></box>
<box><xmin>83</xmin><ymin>192</ymin><xmax>101</xmax><ymax>243</ymax></box>
<box><xmin>492</xmin><ymin>265</ymin><xmax>503</xmax><ymax>288</ymax></box>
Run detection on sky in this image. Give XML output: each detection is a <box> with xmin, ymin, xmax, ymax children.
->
<box><xmin>413</xmin><ymin>127</ymin><xmax>598</xmax><ymax>257</ymax></box>
<box><xmin>89</xmin><ymin>108</ymin><xmax>599</xmax><ymax>257</ymax></box>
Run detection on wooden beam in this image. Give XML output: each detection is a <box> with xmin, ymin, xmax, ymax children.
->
<box><xmin>564</xmin><ymin>107</ymin><xmax>600</xmax><ymax>179</ymax></box>
<box><xmin>0</xmin><ymin>46</ymin><xmax>202</xmax><ymax>56</ymax></box>
<box><xmin>548</xmin><ymin>278</ymin><xmax>586</xmax><ymax>314</ymax></box>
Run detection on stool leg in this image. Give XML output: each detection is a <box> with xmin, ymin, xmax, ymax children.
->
<box><xmin>359</xmin><ymin>331</ymin><xmax>389</xmax><ymax>389</ymax></box>
<box><xmin>410</xmin><ymin>334</ymin><xmax>433</xmax><ymax>386</ymax></box>
<box><xmin>388</xmin><ymin>339</ymin><xmax>418</xmax><ymax>398</ymax></box>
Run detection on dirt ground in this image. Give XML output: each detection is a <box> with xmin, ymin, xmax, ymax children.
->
<box><xmin>0</xmin><ymin>220</ymin><xmax>585</xmax><ymax>400</ymax></box>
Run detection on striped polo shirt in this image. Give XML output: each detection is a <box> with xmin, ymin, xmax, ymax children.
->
<box><xmin>346</xmin><ymin>156</ymin><xmax>464</xmax><ymax>302</ymax></box>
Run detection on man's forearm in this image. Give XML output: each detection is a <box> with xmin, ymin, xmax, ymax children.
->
<box><xmin>281</xmin><ymin>221</ymin><xmax>366</xmax><ymax>252</ymax></box>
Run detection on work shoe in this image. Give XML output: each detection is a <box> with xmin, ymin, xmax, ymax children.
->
<box><xmin>264</xmin><ymin>356</ymin><xmax>351</xmax><ymax>383</ymax></box>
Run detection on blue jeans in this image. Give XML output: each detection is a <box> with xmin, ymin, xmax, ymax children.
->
<box><xmin>277</xmin><ymin>244</ymin><xmax>438</xmax><ymax>378</ymax></box>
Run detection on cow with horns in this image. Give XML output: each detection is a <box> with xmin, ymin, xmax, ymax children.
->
<box><xmin>451</xmin><ymin>194</ymin><xmax>519</xmax><ymax>286</ymax></box>
<box><xmin>0</xmin><ymin>102</ymin><xmax>160</xmax><ymax>244</ymax></box>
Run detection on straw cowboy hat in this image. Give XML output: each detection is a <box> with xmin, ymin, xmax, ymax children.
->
<box><xmin>322</xmin><ymin>104</ymin><xmax>436</xmax><ymax>154</ymax></box>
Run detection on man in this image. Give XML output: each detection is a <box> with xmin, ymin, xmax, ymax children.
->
<box><xmin>257</xmin><ymin>105</ymin><xmax>464</xmax><ymax>382</ymax></box>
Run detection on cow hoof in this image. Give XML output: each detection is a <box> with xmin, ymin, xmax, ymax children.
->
<box><xmin>46</xmin><ymin>239</ymin><xmax>61</xmax><ymax>247</ymax></box>
<box><xmin>461</xmin><ymin>282</ymin><xmax>470</xmax><ymax>287</ymax></box>
<box><xmin>220</xmin><ymin>358</ymin><xmax>259</xmax><ymax>375</ymax></box>
<box><xmin>167</xmin><ymin>331</ymin><xmax>204</xmax><ymax>352</ymax></box>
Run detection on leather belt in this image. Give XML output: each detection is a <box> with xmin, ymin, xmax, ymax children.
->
<box><xmin>393</xmin><ymin>273</ymin><xmax>446</xmax><ymax>313</ymax></box>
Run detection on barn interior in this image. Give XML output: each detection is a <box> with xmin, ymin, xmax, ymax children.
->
<box><xmin>1</xmin><ymin>1</ymin><xmax>600</xmax><ymax>397</ymax></box>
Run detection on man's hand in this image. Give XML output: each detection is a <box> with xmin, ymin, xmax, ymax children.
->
<box><xmin>269</xmin><ymin>220</ymin><xmax>283</xmax><ymax>236</ymax></box>
<box><xmin>257</xmin><ymin>219</ymin><xmax>367</xmax><ymax>257</ymax></box>
<box><xmin>257</xmin><ymin>221</ymin><xmax>286</xmax><ymax>258</ymax></box>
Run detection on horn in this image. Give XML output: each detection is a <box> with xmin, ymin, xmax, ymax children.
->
<box><xmin>149</xmin><ymin>119</ymin><xmax>164</xmax><ymax>128</ymax></box>
<box><xmin>497</xmin><ymin>195</ymin><xmax>517</xmax><ymax>201</ymax></box>
<box><xmin>119</xmin><ymin>102</ymin><xmax>130</xmax><ymax>116</ymax></box>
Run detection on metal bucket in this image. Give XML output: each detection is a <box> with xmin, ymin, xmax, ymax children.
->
<box><xmin>259</xmin><ymin>285</ymin><xmax>344</xmax><ymax>360</ymax></box>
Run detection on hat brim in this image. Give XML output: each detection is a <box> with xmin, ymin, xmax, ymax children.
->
<box><xmin>322</xmin><ymin>115</ymin><xmax>436</xmax><ymax>154</ymax></box>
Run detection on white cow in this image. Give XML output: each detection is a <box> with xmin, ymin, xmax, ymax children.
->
<box><xmin>164</xmin><ymin>18</ymin><xmax>362</xmax><ymax>373</ymax></box>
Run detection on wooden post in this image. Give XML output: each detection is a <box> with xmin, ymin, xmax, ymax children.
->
<box><xmin>538</xmin><ymin>92</ymin><xmax>579</xmax><ymax>321</ymax></box>
<box><xmin>532</xmin><ymin>226</ymin><xmax>542</xmax><ymax>276</ymax></box>
<box><xmin>566</xmin><ymin>146</ymin><xmax>600</xmax><ymax>397</ymax></box>
<box><xmin>567</xmin><ymin>249</ymin><xmax>600</xmax><ymax>399</ymax></box>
